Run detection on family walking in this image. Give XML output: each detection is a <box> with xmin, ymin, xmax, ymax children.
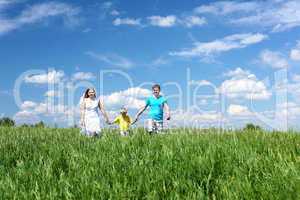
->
<box><xmin>80</xmin><ymin>84</ymin><xmax>171</xmax><ymax>137</ymax></box>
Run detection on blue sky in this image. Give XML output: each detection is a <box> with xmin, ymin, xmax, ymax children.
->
<box><xmin>1</xmin><ymin>0</ymin><xmax>300</xmax><ymax>129</ymax></box>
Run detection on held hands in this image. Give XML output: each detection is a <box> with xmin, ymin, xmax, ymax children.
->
<box><xmin>131</xmin><ymin>117</ymin><xmax>139</xmax><ymax>125</ymax></box>
<box><xmin>105</xmin><ymin>118</ymin><xmax>111</xmax><ymax>125</ymax></box>
<box><xmin>166</xmin><ymin>113</ymin><xmax>171</xmax><ymax>121</ymax></box>
<box><xmin>80</xmin><ymin>119</ymin><xmax>85</xmax><ymax>127</ymax></box>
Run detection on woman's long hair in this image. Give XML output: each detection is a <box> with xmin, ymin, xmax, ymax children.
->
<box><xmin>84</xmin><ymin>88</ymin><xmax>96</xmax><ymax>98</ymax></box>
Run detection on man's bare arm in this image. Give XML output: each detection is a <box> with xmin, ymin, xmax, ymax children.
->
<box><xmin>132</xmin><ymin>105</ymin><xmax>148</xmax><ymax>124</ymax></box>
<box><xmin>164</xmin><ymin>103</ymin><xmax>171</xmax><ymax>120</ymax></box>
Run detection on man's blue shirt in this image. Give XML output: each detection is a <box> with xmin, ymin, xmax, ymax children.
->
<box><xmin>145</xmin><ymin>96</ymin><xmax>167</xmax><ymax>121</ymax></box>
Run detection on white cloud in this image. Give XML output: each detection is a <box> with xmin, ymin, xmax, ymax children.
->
<box><xmin>227</xmin><ymin>104</ymin><xmax>253</xmax><ymax>117</ymax></box>
<box><xmin>15</xmin><ymin>98</ymin><xmax>79</xmax><ymax>125</ymax></box>
<box><xmin>260</xmin><ymin>49</ymin><xmax>289</xmax><ymax>69</ymax></box>
<box><xmin>101</xmin><ymin>87</ymin><xmax>152</xmax><ymax>110</ymax></box>
<box><xmin>102</xmin><ymin>2</ymin><xmax>113</xmax><ymax>9</ymax></box>
<box><xmin>0</xmin><ymin>1</ymin><xmax>80</xmax><ymax>35</ymax></box>
<box><xmin>113</xmin><ymin>17</ymin><xmax>141</xmax><ymax>26</ymax></box>
<box><xmin>85</xmin><ymin>51</ymin><xmax>134</xmax><ymax>69</ymax></box>
<box><xmin>170</xmin><ymin>108</ymin><xmax>225</xmax><ymax>128</ymax></box>
<box><xmin>290</xmin><ymin>41</ymin><xmax>300</xmax><ymax>61</ymax></box>
<box><xmin>180</xmin><ymin>16</ymin><xmax>206</xmax><ymax>27</ymax></box>
<box><xmin>113</xmin><ymin>15</ymin><xmax>206</xmax><ymax>29</ymax></box>
<box><xmin>121</xmin><ymin>87</ymin><xmax>152</xmax><ymax>97</ymax></box>
<box><xmin>170</xmin><ymin>33</ymin><xmax>267</xmax><ymax>58</ymax></box>
<box><xmin>44</xmin><ymin>90</ymin><xmax>56</xmax><ymax>97</ymax></box>
<box><xmin>24</xmin><ymin>70</ymin><xmax>65</xmax><ymax>84</ymax></box>
<box><xmin>271</xmin><ymin>102</ymin><xmax>300</xmax><ymax>120</ymax></box>
<box><xmin>195</xmin><ymin>1</ymin><xmax>300</xmax><ymax>32</ymax></box>
<box><xmin>20</xmin><ymin>101</ymin><xmax>37</xmax><ymax>110</ymax></box>
<box><xmin>148</xmin><ymin>15</ymin><xmax>177</xmax><ymax>27</ymax></box>
<box><xmin>189</xmin><ymin>80</ymin><xmax>213</xmax><ymax>86</ymax></box>
<box><xmin>17</xmin><ymin>2</ymin><xmax>79</xmax><ymax>25</ymax></box>
<box><xmin>290</xmin><ymin>49</ymin><xmax>300</xmax><ymax>61</ymax></box>
<box><xmin>14</xmin><ymin>110</ymin><xmax>40</xmax><ymax>124</ymax></box>
<box><xmin>110</xmin><ymin>10</ymin><xmax>120</xmax><ymax>16</ymax></box>
<box><xmin>151</xmin><ymin>57</ymin><xmax>169</xmax><ymax>66</ymax></box>
<box><xmin>72</xmin><ymin>72</ymin><xmax>95</xmax><ymax>81</ymax></box>
<box><xmin>220</xmin><ymin>68</ymin><xmax>271</xmax><ymax>100</ymax></box>
<box><xmin>194</xmin><ymin>1</ymin><xmax>259</xmax><ymax>15</ymax></box>
<box><xmin>292</xmin><ymin>74</ymin><xmax>300</xmax><ymax>82</ymax></box>
<box><xmin>82</xmin><ymin>28</ymin><xmax>91</xmax><ymax>33</ymax></box>
<box><xmin>14</xmin><ymin>86</ymin><xmax>151</xmax><ymax>126</ymax></box>
<box><xmin>0</xmin><ymin>0</ymin><xmax>16</xmax><ymax>11</ymax></box>
<box><xmin>223</xmin><ymin>67</ymin><xmax>251</xmax><ymax>78</ymax></box>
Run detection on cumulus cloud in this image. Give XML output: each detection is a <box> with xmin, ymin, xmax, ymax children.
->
<box><xmin>260</xmin><ymin>49</ymin><xmax>289</xmax><ymax>69</ymax></box>
<box><xmin>223</xmin><ymin>67</ymin><xmax>251</xmax><ymax>78</ymax></box>
<box><xmin>290</xmin><ymin>41</ymin><xmax>300</xmax><ymax>61</ymax></box>
<box><xmin>0</xmin><ymin>1</ymin><xmax>80</xmax><ymax>35</ymax></box>
<box><xmin>14</xmin><ymin>99</ymin><xmax>79</xmax><ymax>125</ymax></box>
<box><xmin>44</xmin><ymin>90</ymin><xmax>57</xmax><ymax>97</ymax></box>
<box><xmin>292</xmin><ymin>74</ymin><xmax>300</xmax><ymax>82</ymax></box>
<box><xmin>112</xmin><ymin>14</ymin><xmax>207</xmax><ymax>28</ymax></box>
<box><xmin>227</xmin><ymin>104</ymin><xmax>253</xmax><ymax>117</ymax></box>
<box><xmin>15</xmin><ymin>87</ymin><xmax>153</xmax><ymax>125</ymax></box>
<box><xmin>85</xmin><ymin>51</ymin><xmax>134</xmax><ymax>69</ymax></box>
<box><xmin>180</xmin><ymin>16</ymin><xmax>206</xmax><ymax>27</ymax></box>
<box><xmin>277</xmin><ymin>102</ymin><xmax>300</xmax><ymax>118</ymax></box>
<box><xmin>14</xmin><ymin>110</ymin><xmax>40</xmax><ymax>124</ymax></box>
<box><xmin>72</xmin><ymin>72</ymin><xmax>95</xmax><ymax>81</ymax></box>
<box><xmin>219</xmin><ymin>68</ymin><xmax>271</xmax><ymax>100</ymax></box>
<box><xmin>170</xmin><ymin>108</ymin><xmax>224</xmax><ymax>128</ymax></box>
<box><xmin>20</xmin><ymin>101</ymin><xmax>37</xmax><ymax>110</ymax></box>
<box><xmin>113</xmin><ymin>17</ymin><xmax>141</xmax><ymax>26</ymax></box>
<box><xmin>101</xmin><ymin>87</ymin><xmax>152</xmax><ymax>110</ymax></box>
<box><xmin>146</xmin><ymin>15</ymin><xmax>206</xmax><ymax>28</ymax></box>
<box><xmin>290</xmin><ymin>49</ymin><xmax>300</xmax><ymax>61</ymax></box>
<box><xmin>189</xmin><ymin>80</ymin><xmax>214</xmax><ymax>86</ymax></box>
<box><xmin>24</xmin><ymin>70</ymin><xmax>65</xmax><ymax>84</ymax></box>
<box><xmin>170</xmin><ymin>33</ymin><xmax>267</xmax><ymax>58</ymax></box>
<box><xmin>189</xmin><ymin>80</ymin><xmax>219</xmax><ymax>95</ymax></box>
<box><xmin>286</xmin><ymin>74</ymin><xmax>300</xmax><ymax>101</ymax></box>
<box><xmin>148</xmin><ymin>15</ymin><xmax>177</xmax><ymax>27</ymax></box>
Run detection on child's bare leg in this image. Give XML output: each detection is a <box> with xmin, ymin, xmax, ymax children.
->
<box><xmin>147</xmin><ymin>119</ymin><xmax>154</xmax><ymax>134</ymax></box>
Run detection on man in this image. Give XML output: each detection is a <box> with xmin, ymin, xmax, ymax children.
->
<box><xmin>132</xmin><ymin>84</ymin><xmax>171</xmax><ymax>134</ymax></box>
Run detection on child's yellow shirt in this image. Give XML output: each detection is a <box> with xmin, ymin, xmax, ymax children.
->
<box><xmin>114</xmin><ymin>114</ymin><xmax>131</xmax><ymax>131</ymax></box>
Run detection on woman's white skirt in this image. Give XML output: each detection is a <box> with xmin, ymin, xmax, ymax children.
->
<box><xmin>81</xmin><ymin>112</ymin><xmax>101</xmax><ymax>136</ymax></box>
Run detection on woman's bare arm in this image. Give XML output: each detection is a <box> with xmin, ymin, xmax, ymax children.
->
<box><xmin>98</xmin><ymin>100</ymin><xmax>110</xmax><ymax>124</ymax></box>
<box><xmin>80</xmin><ymin>99</ymin><xmax>86</xmax><ymax>126</ymax></box>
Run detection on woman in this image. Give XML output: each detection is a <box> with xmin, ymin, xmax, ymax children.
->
<box><xmin>80</xmin><ymin>88</ymin><xmax>110</xmax><ymax>137</ymax></box>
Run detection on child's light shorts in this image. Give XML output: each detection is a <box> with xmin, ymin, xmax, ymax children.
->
<box><xmin>147</xmin><ymin>119</ymin><xmax>164</xmax><ymax>134</ymax></box>
<box><xmin>120</xmin><ymin>131</ymin><xmax>129</xmax><ymax>136</ymax></box>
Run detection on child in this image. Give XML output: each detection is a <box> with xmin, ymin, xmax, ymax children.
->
<box><xmin>110</xmin><ymin>107</ymin><xmax>131</xmax><ymax>136</ymax></box>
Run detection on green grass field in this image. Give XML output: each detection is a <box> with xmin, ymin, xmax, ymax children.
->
<box><xmin>0</xmin><ymin>127</ymin><xmax>299</xmax><ymax>199</ymax></box>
